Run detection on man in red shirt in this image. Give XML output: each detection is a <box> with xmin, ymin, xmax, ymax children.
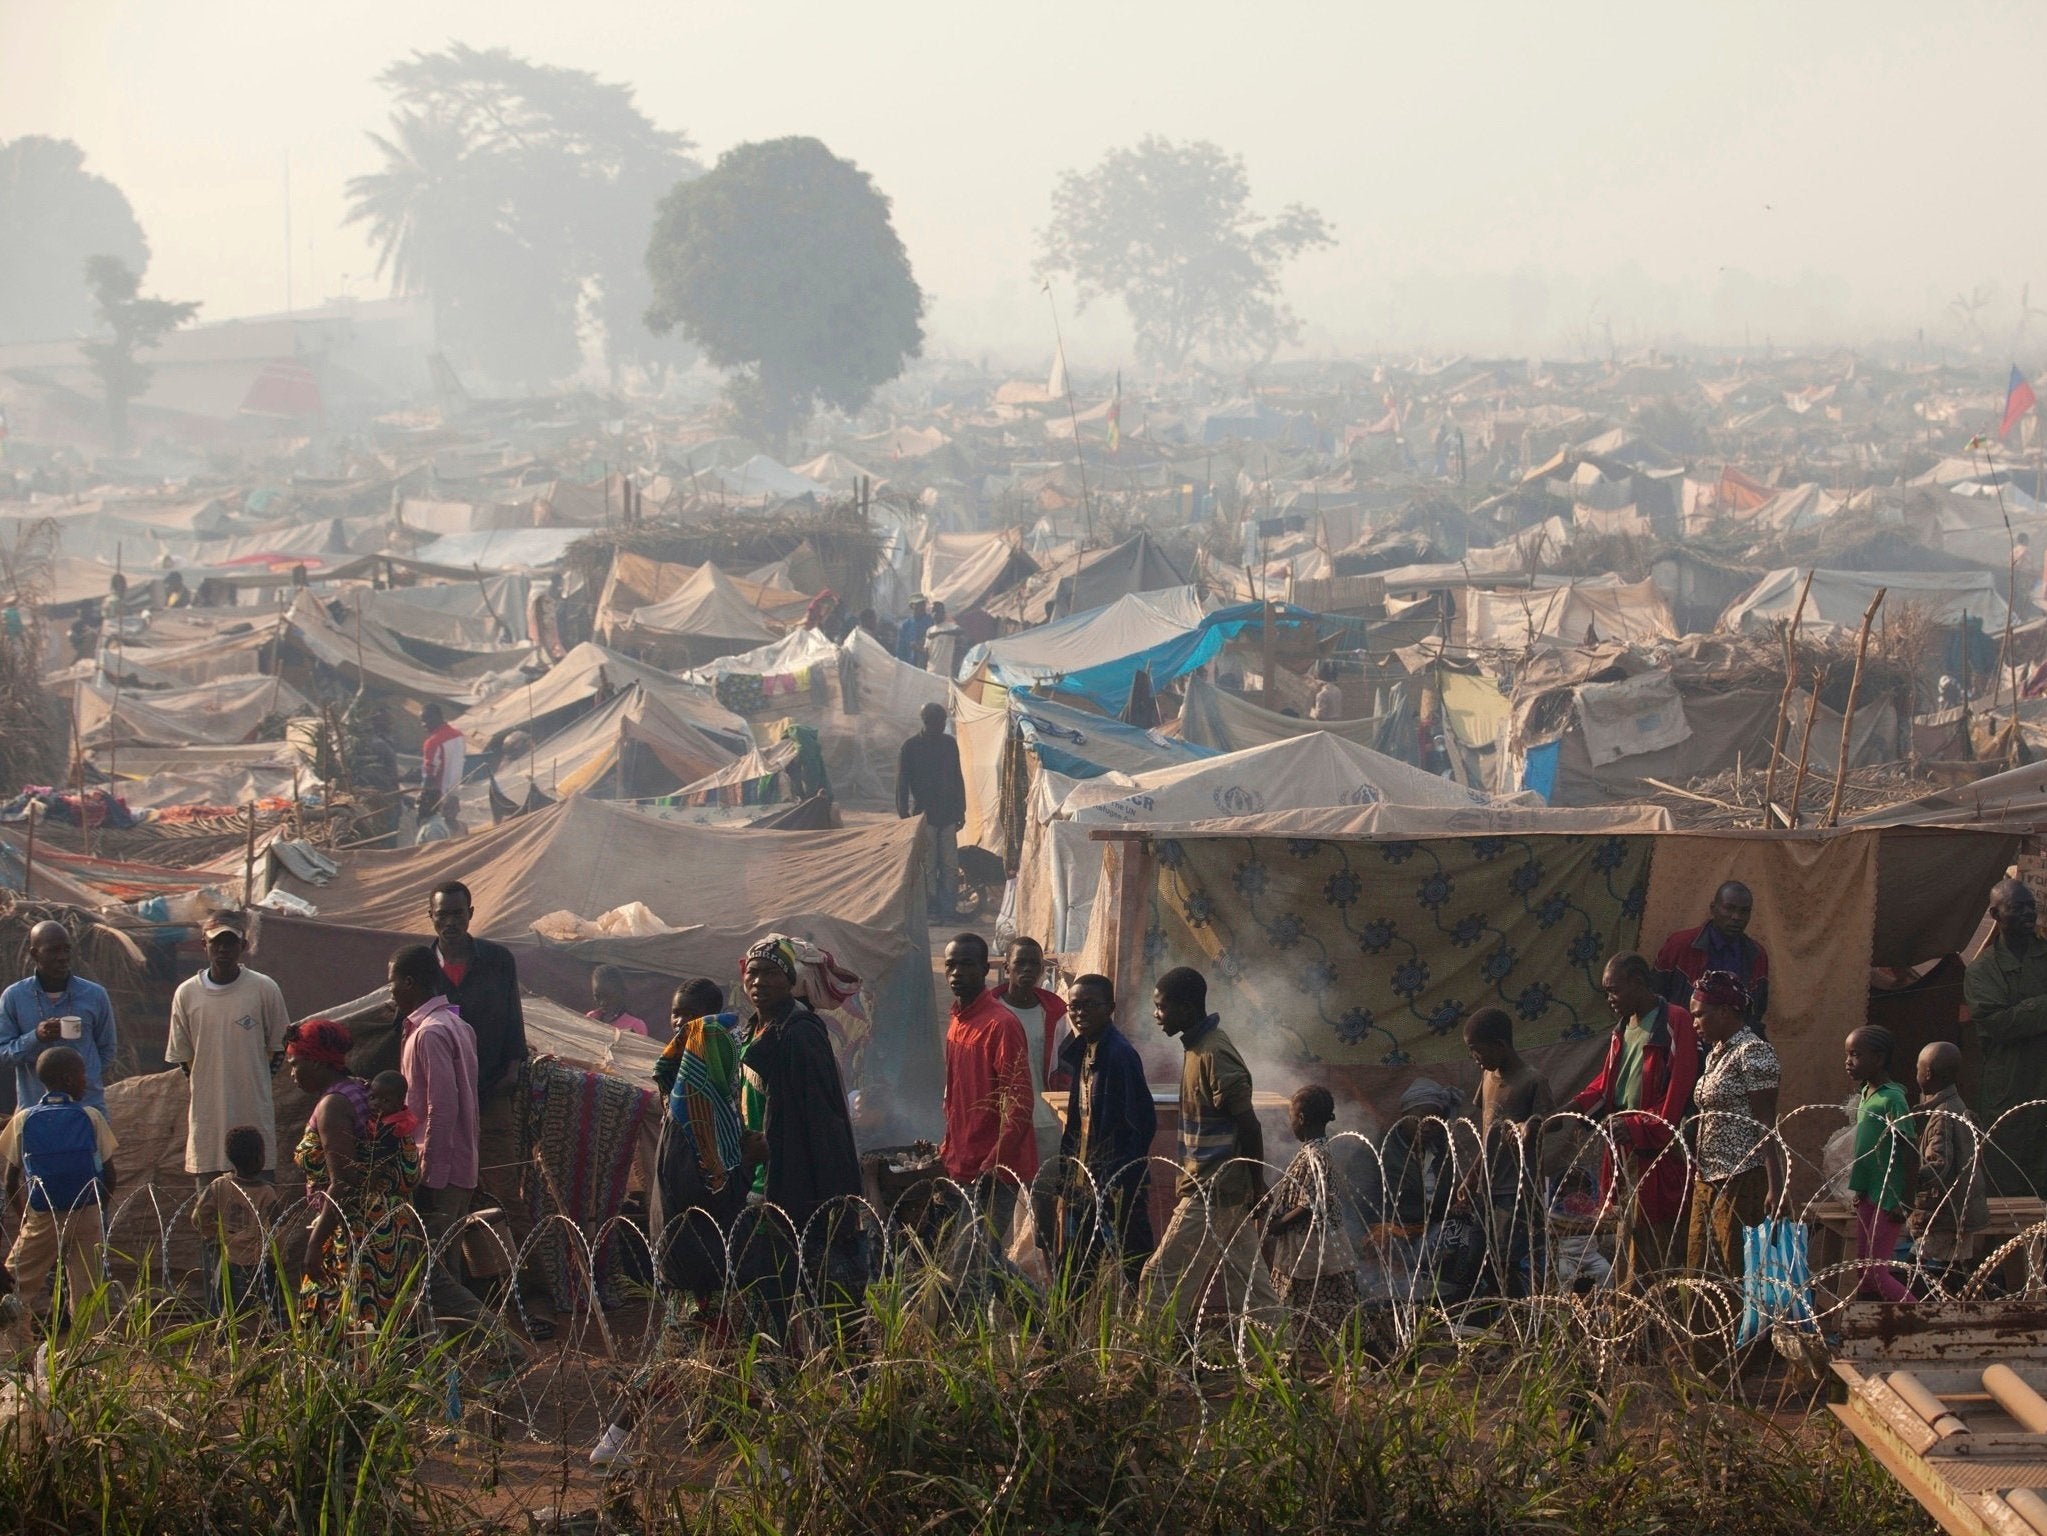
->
<box><xmin>1570</xmin><ymin>952</ymin><xmax>1699</xmax><ymax>1289</ymax></box>
<box><xmin>1654</xmin><ymin>880</ymin><xmax>1769</xmax><ymax>1036</ymax></box>
<box><xmin>419</xmin><ymin>702</ymin><xmax>466</xmax><ymax>836</ymax></box>
<box><xmin>938</xmin><ymin>933</ymin><xmax>1037</xmax><ymax>1245</ymax></box>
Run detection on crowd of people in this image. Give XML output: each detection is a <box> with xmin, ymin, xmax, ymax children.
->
<box><xmin>0</xmin><ymin>864</ymin><xmax>2034</xmax><ymax>1463</ymax></box>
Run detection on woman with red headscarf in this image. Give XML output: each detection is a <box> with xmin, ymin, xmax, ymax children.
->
<box><xmin>286</xmin><ymin>1018</ymin><xmax>422</xmax><ymax>1325</ymax></box>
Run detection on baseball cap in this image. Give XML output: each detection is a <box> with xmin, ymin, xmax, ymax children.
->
<box><xmin>202</xmin><ymin>910</ymin><xmax>247</xmax><ymax>941</ymax></box>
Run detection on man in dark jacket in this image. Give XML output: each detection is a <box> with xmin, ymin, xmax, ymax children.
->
<box><xmin>427</xmin><ymin>880</ymin><xmax>552</xmax><ymax>1339</ymax></box>
<box><xmin>897</xmin><ymin>702</ymin><xmax>967</xmax><ymax>921</ymax></box>
<box><xmin>1038</xmin><ymin>973</ymin><xmax>1157</xmax><ymax>1284</ymax></box>
<box><xmin>734</xmin><ymin>936</ymin><xmax>866</xmax><ymax>1338</ymax></box>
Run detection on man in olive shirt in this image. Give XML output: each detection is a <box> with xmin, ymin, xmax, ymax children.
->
<box><xmin>1964</xmin><ymin>878</ymin><xmax>2047</xmax><ymax>1196</ymax></box>
<box><xmin>1140</xmin><ymin>966</ymin><xmax>1283</xmax><ymax>1336</ymax></box>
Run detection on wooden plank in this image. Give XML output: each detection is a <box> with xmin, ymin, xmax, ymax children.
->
<box><xmin>1832</xmin><ymin>1399</ymin><xmax>2000</xmax><ymax>1536</ymax></box>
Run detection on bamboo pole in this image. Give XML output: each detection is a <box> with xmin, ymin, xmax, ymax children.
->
<box><xmin>243</xmin><ymin>802</ymin><xmax>257</xmax><ymax>907</ymax></box>
<box><xmin>21</xmin><ymin>800</ymin><xmax>35</xmax><ymax>900</ymax></box>
<box><xmin>1822</xmin><ymin>588</ymin><xmax>1886</xmax><ymax>828</ymax></box>
<box><xmin>1761</xmin><ymin>570</ymin><xmax>1815</xmax><ymax>828</ymax></box>
<box><xmin>1787</xmin><ymin>673</ymin><xmax>1822</xmax><ymax>830</ymax></box>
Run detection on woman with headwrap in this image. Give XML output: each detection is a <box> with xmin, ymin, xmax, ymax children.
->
<box><xmin>1683</xmin><ymin>970</ymin><xmax>1782</xmax><ymax>1284</ymax></box>
<box><xmin>732</xmin><ymin>935</ymin><xmax>867</xmax><ymax>1338</ymax></box>
<box><xmin>286</xmin><ymin>1018</ymin><xmax>423</xmax><ymax>1325</ymax></box>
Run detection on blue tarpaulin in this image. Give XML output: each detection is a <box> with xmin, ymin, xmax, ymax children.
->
<box><xmin>1047</xmin><ymin>602</ymin><xmax>1329</xmax><ymax>713</ymax></box>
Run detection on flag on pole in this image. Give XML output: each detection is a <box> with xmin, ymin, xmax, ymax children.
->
<box><xmin>2001</xmin><ymin>365</ymin><xmax>2037</xmax><ymax>439</ymax></box>
<box><xmin>1107</xmin><ymin>370</ymin><xmax>1121</xmax><ymax>454</ymax></box>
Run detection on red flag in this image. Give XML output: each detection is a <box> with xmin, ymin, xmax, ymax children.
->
<box><xmin>2001</xmin><ymin>366</ymin><xmax>2037</xmax><ymax>439</ymax></box>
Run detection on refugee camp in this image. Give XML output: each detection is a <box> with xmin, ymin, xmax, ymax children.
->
<box><xmin>7</xmin><ymin>6</ymin><xmax>2047</xmax><ymax>1532</ymax></box>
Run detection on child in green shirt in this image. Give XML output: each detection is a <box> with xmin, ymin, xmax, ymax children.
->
<box><xmin>1845</xmin><ymin>1026</ymin><xmax>1914</xmax><ymax>1303</ymax></box>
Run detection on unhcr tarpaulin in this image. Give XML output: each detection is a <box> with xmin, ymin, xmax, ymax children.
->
<box><xmin>1720</xmin><ymin>568</ymin><xmax>2009</xmax><ymax>636</ymax></box>
<box><xmin>286</xmin><ymin>591</ymin><xmax>518</xmax><ymax>706</ymax></box>
<box><xmin>1139</xmin><ymin>831</ymin><xmax>1651</xmax><ymax>1066</ymax></box>
<box><xmin>962</xmin><ymin>587</ymin><xmax>1208</xmax><ymax>689</ymax></box>
<box><xmin>922</xmin><ymin>531</ymin><xmax>1031</xmax><ymax>613</ymax></box>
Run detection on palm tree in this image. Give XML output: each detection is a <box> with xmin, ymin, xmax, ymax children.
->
<box><xmin>344</xmin><ymin>111</ymin><xmax>484</xmax><ymax>296</ymax></box>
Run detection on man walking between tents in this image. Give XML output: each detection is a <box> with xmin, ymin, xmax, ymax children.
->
<box><xmin>1141</xmin><ymin>966</ymin><xmax>1283</xmax><ymax>1337</ymax></box>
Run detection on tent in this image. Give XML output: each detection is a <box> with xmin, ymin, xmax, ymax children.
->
<box><xmin>625</xmin><ymin>561</ymin><xmax>782</xmax><ymax>651</ymax></box>
<box><xmin>1720</xmin><ymin>568</ymin><xmax>2010</xmax><ymax>636</ymax></box>
<box><xmin>921</xmin><ymin>531</ymin><xmax>1035</xmax><ymax>614</ymax></box>
<box><xmin>451</xmin><ymin>640</ymin><xmax>746</xmax><ymax>753</ymax></box>
<box><xmin>789</xmin><ymin>451</ymin><xmax>885</xmax><ymax>495</ymax></box>
<box><xmin>961</xmin><ymin>587</ymin><xmax>1210</xmax><ymax>690</ymax></box>
<box><xmin>1464</xmin><ymin>576</ymin><xmax>1678</xmax><ymax>648</ymax></box>
<box><xmin>266</xmin><ymin>795</ymin><xmax>939</xmax><ymax>1122</ymax></box>
<box><xmin>284</xmin><ymin>591</ymin><xmax>525</xmax><ymax>707</ymax></box>
<box><xmin>683</xmin><ymin>626</ymin><xmax>949</xmax><ymax>810</ymax></box>
<box><xmin>702</xmin><ymin>455</ymin><xmax>826</xmax><ymax>502</ymax></box>
<box><xmin>1044</xmin><ymin>601</ymin><xmax>1327</xmax><ymax>715</ymax></box>
<box><xmin>983</xmin><ymin>531</ymin><xmax>1191</xmax><ymax>623</ymax></box>
<box><xmin>477</xmin><ymin>682</ymin><xmax>742</xmax><ymax>809</ymax></box>
<box><xmin>595</xmin><ymin>549</ymin><xmax>809</xmax><ymax>646</ymax></box>
<box><xmin>76</xmin><ymin>673</ymin><xmax>309</xmax><ymax>748</ymax></box>
<box><xmin>1019</xmin><ymin>731</ymin><xmax>1484</xmax><ymax>952</ymax></box>
<box><xmin>1177</xmin><ymin>674</ymin><xmax>1409</xmax><ymax>756</ymax></box>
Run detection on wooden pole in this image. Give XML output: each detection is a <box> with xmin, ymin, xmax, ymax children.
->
<box><xmin>71</xmin><ymin>685</ymin><xmax>91</xmax><ymax>861</ymax></box>
<box><xmin>1822</xmin><ymin>587</ymin><xmax>1886</xmax><ymax>829</ymax></box>
<box><xmin>243</xmin><ymin>802</ymin><xmax>258</xmax><ymax>907</ymax></box>
<box><xmin>1787</xmin><ymin>672</ymin><xmax>1822</xmax><ymax>830</ymax></box>
<box><xmin>1761</xmin><ymin>569</ymin><xmax>1815</xmax><ymax>828</ymax></box>
<box><xmin>21</xmin><ymin>800</ymin><xmax>35</xmax><ymax>900</ymax></box>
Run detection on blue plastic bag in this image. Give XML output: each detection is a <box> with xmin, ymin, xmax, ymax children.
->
<box><xmin>1740</xmin><ymin>1219</ymin><xmax>1816</xmax><ymax>1347</ymax></box>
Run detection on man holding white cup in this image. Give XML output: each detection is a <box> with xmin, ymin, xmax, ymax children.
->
<box><xmin>0</xmin><ymin>920</ymin><xmax>119</xmax><ymax>1113</ymax></box>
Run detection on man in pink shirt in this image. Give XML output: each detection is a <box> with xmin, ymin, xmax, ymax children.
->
<box><xmin>938</xmin><ymin>932</ymin><xmax>1037</xmax><ymax>1243</ymax></box>
<box><xmin>390</xmin><ymin>943</ymin><xmax>485</xmax><ymax>1331</ymax></box>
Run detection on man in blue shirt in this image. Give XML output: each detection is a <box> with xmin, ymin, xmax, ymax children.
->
<box><xmin>0</xmin><ymin>921</ymin><xmax>119</xmax><ymax>1113</ymax></box>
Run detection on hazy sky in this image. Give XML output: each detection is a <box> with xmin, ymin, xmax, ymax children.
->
<box><xmin>5</xmin><ymin>0</ymin><xmax>2045</xmax><ymax>363</ymax></box>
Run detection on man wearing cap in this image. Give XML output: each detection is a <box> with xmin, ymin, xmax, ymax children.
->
<box><xmin>0</xmin><ymin>920</ymin><xmax>119</xmax><ymax>1113</ymax></box>
<box><xmin>896</xmin><ymin>595</ymin><xmax>934</xmax><ymax>669</ymax></box>
<box><xmin>166</xmin><ymin>913</ymin><xmax>291</xmax><ymax>1182</ymax></box>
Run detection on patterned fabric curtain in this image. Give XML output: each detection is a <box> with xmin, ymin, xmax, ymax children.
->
<box><xmin>1142</xmin><ymin>833</ymin><xmax>1651</xmax><ymax>1067</ymax></box>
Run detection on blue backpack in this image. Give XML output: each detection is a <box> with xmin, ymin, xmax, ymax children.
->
<box><xmin>17</xmin><ymin>1094</ymin><xmax>104</xmax><ymax>1213</ymax></box>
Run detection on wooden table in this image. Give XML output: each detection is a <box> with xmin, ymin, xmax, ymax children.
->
<box><xmin>1808</xmin><ymin>1197</ymin><xmax>2047</xmax><ymax>1304</ymax></box>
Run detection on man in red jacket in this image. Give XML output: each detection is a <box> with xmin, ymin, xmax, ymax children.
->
<box><xmin>1571</xmin><ymin>952</ymin><xmax>1699</xmax><ymax>1288</ymax></box>
<box><xmin>1654</xmin><ymin>881</ymin><xmax>1769</xmax><ymax>1036</ymax></box>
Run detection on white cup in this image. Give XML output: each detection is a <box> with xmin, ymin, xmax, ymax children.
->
<box><xmin>59</xmin><ymin>1016</ymin><xmax>82</xmax><ymax>1040</ymax></box>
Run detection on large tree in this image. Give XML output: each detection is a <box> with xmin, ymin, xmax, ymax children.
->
<box><xmin>1038</xmin><ymin>137</ymin><xmax>1333</xmax><ymax>370</ymax></box>
<box><xmin>346</xmin><ymin>45</ymin><xmax>697</xmax><ymax>390</ymax></box>
<box><xmin>81</xmin><ymin>256</ymin><xmax>198</xmax><ymax>451</ymax></box>
<box><xmin>0</xmin><ymin>137</ymin><xmax>149</xmax><ymax>345</ymax></box>
<box><xmin>645</xmin><ymin>136</ymin><xmax>924</xmax><ymax>448</ymax></box>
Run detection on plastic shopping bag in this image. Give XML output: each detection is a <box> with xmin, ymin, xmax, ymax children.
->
<box><xmin>1739</xmin><ymin>1219</ymin><xmax>1816</xmax><ymax>1348</ymax></box>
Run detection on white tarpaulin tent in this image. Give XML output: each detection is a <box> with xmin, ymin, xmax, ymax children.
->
<box><xmin>626</xmin><ymin>561</ymin><xmax>780</xmax><ymax>647</ymax></box>
<box><xmin>961</xmin><ymin>586</ymin><xmax>1210</xmax><ymax>688</ymax></box>
<box><xmin>684</xmin><ymin>626</ymin><xmax>948</xmax><ymax>809</ymax></box>
<box><xmin>453</xmin><ymin>640</ymin><xmax>745</xmax><ymax>750</ymax></box>
<box><xmin>702</xmin><ymin>455</ymin><xmax>826</xmax><ymax>502</ymax></box>
<box><xmin>1573</xmin><ymin>669</ymin><xmax>1692</xmax><ymax>766</ymax></box>
<box><xmin>1720</xmin><ymin>568</ymin><xmax>2009</xmax><ymax>635</ymax></box>
<box><xmin>1022</xmin><ymin>732</ymin><xmax>1486</xmax><ymax>951</ymax></box>
<box><xmin>1465</xmin><ymin>575</ymin><xmax>1677</xmax><ymax>648</ymax></box>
